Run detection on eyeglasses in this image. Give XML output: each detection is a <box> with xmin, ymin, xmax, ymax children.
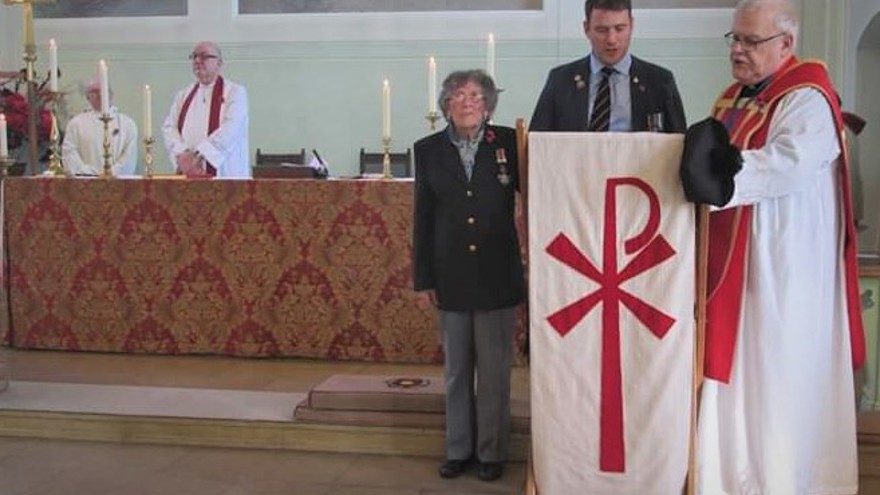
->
<box><xmin>724</xmin><ymin>31</ymin><xmax>787</xmax><ymax>51</ymax></box>
<box><xmin>189</xmin><ymin>53</ymin><xmax>219</xmax><ymax>62</ymax></box>
<box><xmin>449</xmin><ymin>92</ymin><xmax>486</xmax><ymax>104</ymax></box>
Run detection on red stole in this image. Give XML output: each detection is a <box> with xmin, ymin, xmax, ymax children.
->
<box><xmin>176</xmin><ymin>76</ymin><xmax>224</xmax><ymax>176</ymax></box>
<box><xmin>704</xmin><ymin>57</ymin><xmax>865</xmax><ymax>382</ymax></box>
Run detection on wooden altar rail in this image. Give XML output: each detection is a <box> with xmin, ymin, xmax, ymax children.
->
<box><xmin>0</xmin><ymin>177</ymin><xmax>446</xmax><ymax>363</ymax></box>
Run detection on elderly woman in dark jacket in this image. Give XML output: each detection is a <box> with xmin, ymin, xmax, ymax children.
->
<box><xmin>412</xmin><ymin>69</ymin><xmax>524</xmax><ymax>483</ymax></box>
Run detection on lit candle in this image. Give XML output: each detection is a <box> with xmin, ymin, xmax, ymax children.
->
<box><xmin>382</xmin><ymin>79</ymin><xmax>391</xmax><ymax>141</ymax></box>
<box><xmin>49</xmin><ymin>39</ymin><xmax>58</xmax><ymax>92</ymax></box>
<box><xmin>0</xmin><ymin>113</ymin><xmax>8</xmax><ymax>159</ymax></box>
<box><xmin>487</xmin><ymin>33</ymin><xmax>495</xmax><ymax>80</ymax></box>
<box><xmin>98</xmin><ymin>59</ymin><xmax>109</xmax><ymax>115</ymax></box>
<box><xmin>427</xmin><ymin>57</ymin><xmax>437</xmax><ymax>114</ymax></box>
<box><xmin>143</xmin><ymin>85</ymin><xmax>152</xmax><ymax>140</ymax></box>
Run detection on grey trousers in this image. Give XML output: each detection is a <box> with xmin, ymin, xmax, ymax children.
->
<box><xmin>440</xmin><ymin>306</ymin><xmax>516</xmax><ymax>463</ymax></box>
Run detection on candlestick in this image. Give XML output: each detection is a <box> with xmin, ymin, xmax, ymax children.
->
<box><xmin>143</xmin><ymin>136</ymin><xmax>155</xmax><ymax>178</ymax></box>
<box><xmin>143</xmin><ymin>84</ymin><xmax>152</xmax><ymax>140</ymax></box>
<box><xmin>428</xmin><ymin>57</ymin><xmax>437</xmax><ymax>114</ymax></box>
<box><xmin>98</xmin><ymin>59</ymin><xmax>109</xmax><ymax>115</ymax></box>
<box><xmin>0</xmin><ymin>113</ymin><xmax>7</xmax><ymax>159</ymax></box>
<box><xmin>381</xmin><ymin>136</ymin><xmax>392</xmax><ymax>180</ymax></box>
<box><xmin>0</xmin><ymin>156</ymin><xmax>13</xmax><ymax>181</ymax></box>
<box><xmin>425</xmin><ymin>112</ymin><xmax>440</xmax><ymax>132</ymax></box>
<box><xmin>48</xmin><ymin>38</ymin><xmax>58</xmax><ymax>92</ymax></box>
<box><xmin>382</xmin><ymin>79</ymin><xmax>391</xmax><ymax>141</ymax></box>
<box><xmin>100</xmin><ymin>113</ymin><xmax>113</xmax><ymax>178</ymax></box>
<box><xmin>487</xmin><ymin>33</ymin><xmax>495</xmax><ymax>80</ymax></box>
<box><xmin>8</xmin><ymin>0</ymin><xmax>41</xmax><ymax>174</ymax></box>
<box><xmin>45</xmin><ymin>100</ymin><xmax>65</xmax><ymax>176</ymax></box>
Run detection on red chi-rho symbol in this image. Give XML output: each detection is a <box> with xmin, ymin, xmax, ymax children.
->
<box><xmin>545</xmin><ymin>177</ymin><xmax>676</xmax><ymax>473</ymax></box>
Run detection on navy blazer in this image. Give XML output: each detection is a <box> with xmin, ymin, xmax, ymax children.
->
<box><xmin>529</xmin><ymin>55</ymin><xmax>687</xmax><ymax>133</ymax></box>
<box><xmin>412</xmin><ymin>125</ymin><xmax>524</xmax><ymax>311</ymax></box>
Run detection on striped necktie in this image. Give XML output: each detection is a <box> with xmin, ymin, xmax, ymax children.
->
<box><xmin>589</xmin><ymin>67</ymin><xmax>615</xmax><ymax>132</ymax></box>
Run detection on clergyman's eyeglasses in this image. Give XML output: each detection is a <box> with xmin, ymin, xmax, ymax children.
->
<box><xmin>189</xmin><ymin>53</ymin><xmax>219</xmax><ymax>62</ymax></box>
<box><xmin>723</xmin><ymin>31</ymin><xmax>786</xmax><ymax>51</ymax></box>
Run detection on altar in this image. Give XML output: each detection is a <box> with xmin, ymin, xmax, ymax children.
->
<box><xmin>0</xmin><ymin>177</ymin><xmax>445</xmax><ymax>363</ymax></box>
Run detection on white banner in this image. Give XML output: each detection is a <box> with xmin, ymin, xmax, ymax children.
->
<box><xmin>528</xmin><ymin>132</ymin><xmax>694</xmax><ymax>495</ymax></box>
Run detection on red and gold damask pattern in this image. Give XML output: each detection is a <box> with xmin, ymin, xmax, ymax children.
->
<box><xmin>2</xmin><ymin>178</ymin><xmax>443</xmax><ymax>363</ymax></box>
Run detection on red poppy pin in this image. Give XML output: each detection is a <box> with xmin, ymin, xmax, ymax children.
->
<box><xmin>485</xmin><ymin>128</ymin><xmax>496</xmax><ymax>144</ymax></box>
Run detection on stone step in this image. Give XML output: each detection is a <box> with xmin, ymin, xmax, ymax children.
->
<box><xmin>306</xmin><ymin>374</ymin><xmax>445</xmax><ymax>413</ymax></box>
<box><xmin>296</xmin><ymin>374</ymin><xmax>530</xmax><ymax>433</ymax></box>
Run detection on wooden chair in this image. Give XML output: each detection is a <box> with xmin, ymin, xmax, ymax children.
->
<box><xmin>253</xmin><ymin>148</ymin><xmax>313</xmax><ymax>179</ymax></box>
<box><xmin>359</xmin><ymin>148</ymin><xmax>412</xmax><ymax>178</ymax></box>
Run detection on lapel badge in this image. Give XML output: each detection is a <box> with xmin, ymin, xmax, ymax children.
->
<box><xmin>496</xmin><ymin>148</ymin><xmax>510</xmax><ymax>186</ymax></box>
<box><xmin>574</xmin><ymin>74</ymin><xmax>586</xmax><ymax>90</ymax></box>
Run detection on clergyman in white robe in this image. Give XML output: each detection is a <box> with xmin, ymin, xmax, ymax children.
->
<box><xmin>697</xmin><ymin>87</ymin><xmax>859</xmax><ymax>495</ymax></box>
<box><xmin>161</xmin><ymin>78</ymin><xmax>250</xmax><ymax>179</ymax></box>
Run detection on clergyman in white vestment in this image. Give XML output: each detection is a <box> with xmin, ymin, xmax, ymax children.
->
<box><xmin>62</xmin><ymin>79</ymin><xmax>138</xmax><ymax>176</ymax></box>
<box><xmin>694</xmin><ymin>1</ymin><xmax>863</xmax><ymax>494</ymax></box>
<box><xmin>161</xmin><ymin>41</ymin><xmax>250</xmax><ymax>179</ymax></box>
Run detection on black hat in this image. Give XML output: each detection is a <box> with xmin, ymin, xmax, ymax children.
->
<box><xmin>680</xmin><ymin>117</ymin><xmax>742</xmax><ymax>206</ymax></box>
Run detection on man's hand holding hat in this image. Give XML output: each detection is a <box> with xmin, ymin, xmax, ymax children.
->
<box><xmin>679</xmin><ymin>117</ymin><xmax>743</xmax><ymax>206</ymax></box>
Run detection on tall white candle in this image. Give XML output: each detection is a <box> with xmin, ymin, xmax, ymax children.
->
<box><xmin>382</xmin><ymin>79</ymin><xmax>391</xmax><ymax>140</ymax></box>
<box><xmin>428</xmin><ymin>57</ymin><xmax>437</xmax><ymax>114</ymax></box>
<box><xmin>143</xmin><ymin>85</ymin><xmax>152</xmax><ymax>140</ymax></box>
<box><xmin>487</xmin><ymin>33</ymin><xmax>496</xmax><ymax>80</ymax></box>
<box><xmin>48</xmin><ymin>39</ymin><xmax>58</xmax><ymax>92</ymax></box>
<box><xmin>0</xmin><ymin>113</ymin><xmax>8</xmax><ymax>159</ymax></box>
<box><xmin>98</xmin><ymin>60</ymin><xmax>110</xmax><ymax>115</ymax></box>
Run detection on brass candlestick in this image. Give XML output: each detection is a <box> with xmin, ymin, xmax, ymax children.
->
<box><xmin>99</xmin><ymin>112</ymin><xmax>113</xmax><ymax>178</ymax></box>
<box><xmin>45</xmin><ymin>96</ymin><xmax>65</xmax><ymax>176</ymax></box>
<box><xmin>143</xmin><ymin>137</ymin><xmax>155</xmax><ymax>178</ymax></box>
<box><xmin>5</xmin><ymin>0</ymin><xmax>54</xmax><ymax>174</ymax></box>
<box><xmin>425</xmin><ymin>111</ymin><xmax>440</xmax><ymax>131</ymax></box>
<box><xmin>0</xmin><ymin>156</ymin><xmax>15</xmax><ymax>181</ymax></box>
<box><xmin>381</xmin><ymin>136</ymin><xmax>392</xmax><ymax>180</ymax></box>
<box><xmin>23</xmin><ymin>45</ymin><xmax>39</xmax><ymax>174</ymax></box>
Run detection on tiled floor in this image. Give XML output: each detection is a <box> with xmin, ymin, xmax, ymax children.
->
<box><xmin>0</xmin><ymin>349</ymin><xmax>528</xmax><ymax>495</ymax></box>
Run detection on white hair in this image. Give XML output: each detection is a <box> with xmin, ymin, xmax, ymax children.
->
<box><xmin>736</xmin><ymin>0</ymin><xmax>799</xmax><ymax>47</ymax></box>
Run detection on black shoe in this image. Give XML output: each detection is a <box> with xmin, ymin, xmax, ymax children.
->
<box><xmin>439</xmin><ymin>459</ymin><xmax>470</xmax><ymax>479</ymax></box>
<box><xmin>477</xmin><ymin>462</ymin><xmax>504</xmax><ymax>482</ymax></box>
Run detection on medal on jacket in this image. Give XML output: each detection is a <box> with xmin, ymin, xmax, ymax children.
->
<box><xmin>495</xmin><ymin>148</ymin><xmax>510</xmax><ymax>186</ymax></box>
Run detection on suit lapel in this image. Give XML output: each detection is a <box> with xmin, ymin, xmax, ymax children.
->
<box><xmin>576</xmin><ymin>57</ymin><xmax>592</xmax><ymax>130</ymax></box>
<box><xmin>629</xmin><ymin>57</ymin><xmax>647</xmax><ymax>132</ymax></box>
<box><xmin>436</xmin><ymin>131</ymin><xmax>469</xmax><ymax>185</ymax></box>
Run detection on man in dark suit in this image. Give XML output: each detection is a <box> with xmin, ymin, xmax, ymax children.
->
<box><xmin>530</xmin><ymin>0</ymin><xmax>686</xmax><ymax>133</ymax></box>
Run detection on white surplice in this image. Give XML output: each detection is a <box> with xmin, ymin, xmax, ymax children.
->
<box><xmin>697</xmin><ymin>88</ymin><xmax>859</xmax><ymax>495</ymax></box>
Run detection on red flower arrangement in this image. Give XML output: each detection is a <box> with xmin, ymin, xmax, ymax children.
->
<box><xmin>0</xmin><ymin>76</ymin><xmax>54</xmax><ymax>157</ymax></box>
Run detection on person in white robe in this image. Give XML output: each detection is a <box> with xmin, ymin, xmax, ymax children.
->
<box><xmin>694</xmin><ymin>1</ymin><xmax>863</xmax><ymax>494</ymax></box>
<box><xmin>161</xmin><ymin>41</ymin><xmax>250</xmax><ymax>178</ymax></box>
<box><xmin>62</xmin><ymin>79</ymin><xmax>138</xmax><ymax>176</ymax></box>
